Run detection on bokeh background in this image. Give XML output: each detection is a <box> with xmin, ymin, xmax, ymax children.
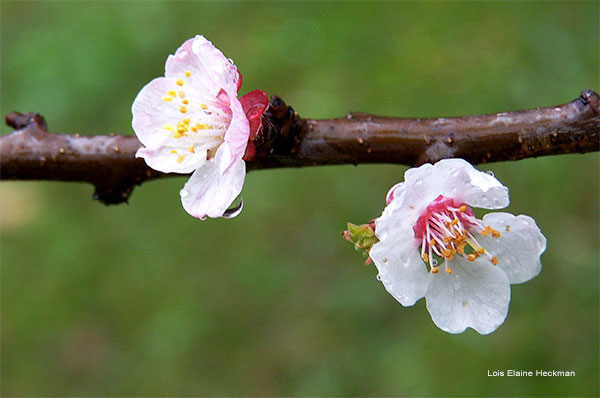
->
<box><xmin>1</xmin><ymin>1</ymin><xmax>598</xmax><ymax>396</ymax></box>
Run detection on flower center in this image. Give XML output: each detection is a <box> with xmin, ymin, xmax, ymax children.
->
<box><xmin>161</xmin><ymin>71</ymin><xmax>231</xmax><ymax>163</ymax></box>
<box><xmin>413</xmin><ymin>195</ymin><xmax>501</xmax><ymax>274</ymax></box>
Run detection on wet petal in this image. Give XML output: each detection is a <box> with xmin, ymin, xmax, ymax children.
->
<box><xmin>370</xmin><ymin>238</ymin><xmax>429</xmax><ymax>306</ymax></box>
<box><xmin>398</xmin><ymin>159</ymin><xmax>509</xmax><ymax>214</ymax></box>
<box><xmin>479</xmin><ymin>212</ymin><xmax>546</xmax><ymax>284</ymax></box>
<box><xmin>180</xmin><ymin>159</ymin><xmax>246</xmax><ymax>219</ymax></box>
<box><xmin>426</xmin><ymin>256</ymin><xmax>510</xmax><ymax>334</ymax></box>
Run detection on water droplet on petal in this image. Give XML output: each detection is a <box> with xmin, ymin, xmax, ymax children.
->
<box><xmin>487</xmin><ymin>170</ymin><xmax>494</xmax><ymax>177</ymax></box>
<box><xmin>376</xmin><ymin>274</ymin><xmax>382</xmax><ymax>281</ymax></box>
<box><xmin>432</xmin><ymin>259</ymin><xmax>438</xmax><ymax>266</ymax></box>
<box><xmin>223</xmin><ymin>196</ymin><xmax>243</xmax><ymax>219</ymax></box>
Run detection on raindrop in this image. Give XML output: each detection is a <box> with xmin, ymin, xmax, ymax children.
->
<box><xmin>376</xmin><ymin>274</ymin><xmax>382</xmax><ymax>281</ymax></box>
<box><xmin>432</xmin><ymin>259</ymin><xmax>438</xmax><ymax>266</ymax></box>
<box><xmin>486</xmin><ymin>170</ymin><xmax>494</xmax><ymax>177</ymax></box>
<box><xmin>223</xmin><ymin>196</ymin><xmax>244</xmax><ymax>219</ymax></box>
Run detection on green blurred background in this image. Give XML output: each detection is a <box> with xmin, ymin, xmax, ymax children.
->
<box><xmin>1</xmin><ymin>1</ymin><xmax>598</xmax><ymax>396</ymax></box>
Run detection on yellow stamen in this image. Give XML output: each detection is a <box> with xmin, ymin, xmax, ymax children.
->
<box><xmin>161</xmin><ymin>96</ymin><xmax>172</xmax><ymax>102</ymax></box>
<box><xmin>458</xmin><ymin>205</ymin><xmax>466</xmax><ymax>212</ymax></box>
<box><xmin>162</xmin><ymin>123</ymin><xmax>174</xmax><ymax>131</ymax></box>
<box><xmin>178</xmin><ymin>91</ymin><xmax>186</xmax><ymax>98</ymax></box>
<box><xmin>176</xmin><ymin>154</ymin><xmax>185</xmax><ymax>163</ymax></box>
<box><xmin>466</xmin><ymin>254</ymin><xmax>476</xmax><ymax>261</ymax></box>
<box><xmin>176</xmin><ymin>79</ymin><xmax>184</xmax><ymax>86</ymax></box>
<box><xmin>444</xmin><ymin>267</ymin><xmax>452</xmax><ymax>274</ymax></box>
<box><xmin>476</xmin><ymin>247</ymin><xmax>485</xmax><ymax>255</ymax></box>
<box><xmin>184</xmin><ymin>70</ymin><xmax>191</xmax><ymax>77</ymax></box>
<box><xmin>173</xmin><ymin>131</ymin><xmax>184</xmax><ymax>139</ymax></box>
<box><xmin>188</xmin><ymin>146</ymin><xmax>195</xmax><ymax>153</ymax></box>
<box><xmin>431</xmin><ymin>267</ymin><xmax>439</xmax><ymax>274</ymax></box>
<box><xmin>491</xmin><ymin>230</ymin><xmax>501</xmax><ymax>238</ymax></box>
<box><xmin>490</xmin><ymin>256</ymin><xmax>498</xmax><ymax>265</ymax></box>
<box><xmin>179</xmin><ymin>106</ymin><xmax>187</xmax><ymax>114</ymax></box>
<box><xmin>167</xmin><ymin>90</ymin><xmax>177</xmax><ymax>97</ymax></box>
<box><xmin>450</xmin><ymin>219</ymin><xmax>459</xmax><ymax>226</ymax></box>
<box><xmin>422</xmin><ymin>253</ymin><xmax>429</xmax><ymax>262</ymax></box>
<box><xmin>201</xmin><ymin>103</ymin><xmax>208</xmax><ymax>110</ymax></box>
<box><xmin>182</xmin><ymin>99</ymin><xmax>189</xmax><ymax>105</ymax></box>
<box><xmin>169</xmin><ymin>150</ymin><xmax>177</xmax><ymax>154</ymax></box>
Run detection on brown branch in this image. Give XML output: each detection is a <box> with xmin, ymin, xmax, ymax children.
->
<box><xmin>1</xmin><ymin>90</ymin><xmax>598</xmax><ymax>204</ymax></box>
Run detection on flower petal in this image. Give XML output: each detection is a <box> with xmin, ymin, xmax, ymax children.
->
<box><xmin>135</xmin><ymin>146</ymin><xmax>208</xmax><ymax>174</ymax></box>
<box><xmin>180</xmin><ymin>159</ymin><xmax>246</xmax><ymax>219</ymax></box>
<box><xmin>370</xmin><ymin>238</ymin><xmax>429</xmax><ymax>306</ymax></box>
<box><xmin>394</xmin><ymin>159</ymin><xmax>509</xmax><ymax>215</ymax></box>
<box><xmin>425</xmin><ymin>256</ymin><xmax>510</xmax><ymax>334</ymax></box>
<box><xmin>479</xmin><ymin>212</ymin><xmax>546</xmax><ymax>284</ymax></box>
<box><xmin>165</xmin><ymin>35</ymin><xmax>240</xmax><ymax>95</ymax></box>
<box><xmin>219</xmin><ymin>93</ymin><xmax>249</xmax><ymax>172</ymax></box>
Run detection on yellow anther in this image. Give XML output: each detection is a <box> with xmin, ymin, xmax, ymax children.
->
<box><xmin>167</xmin><ymin>90</ymin><xmax>177</xmax><ymax>97</ymax></box>
<box><xmin>466</xmin><ymin>254</ymin><xmax>476</xmax><ymax>261</ymax></box>
<box><xmin>450</xmin><ymin>219</ymin><xmax>459</xmax><ymax>226</ymax></box>
<box><xmin>491</xmin><ymin>230</ymin><xmax>501</xmax><ymax>238</ymax></box>
<box><xmin>445</xmin><ymin>267</ymin><xmax>452</xmax><ymax>274</ymax></box>
<box><xmin>182</xmin><ymin>99</ymin><xmax>189</xmax><ymax>105</ymax></box>
<box><xmin>176</xmin><ymin>154</ymin><xmax>185</xmax><ymax>163</ymax></box>
<box><xmin>188</xmin><ymin>146</ymin><xmax>195</xmax><ymax>153</ymax></box>
<box><xmin>179</xmin><ymin>106</ymin><xmax>187</xmax><ymax>114</ymax></box>
<box><xmin>169</xmin><ymin>150</ymin><xmax>177</xmax><ymax>154</ymax></box>
<box><xmin>161</xmin><ymin>96</ymin><xmax>172</xmax><ymax>102</ymax></box>
<box><xmin>191</xmin><ymin>126</ymin><xmax>198</xmax><ymax>133</ymax></box>
<box><xmin>458</xmin><ymin>205</ymin><xmax>467</xmax><ymax>212</ymax></box>
<box><xmin>201</xmin><ymin>103</ymin><xmax>208</xmax><ymax>109</ymax></box>
<box><xmin>162</xmin><ymin>123</ymin><xmax>174</xmax><ymax>131</ymax></box>
<box><xmin>431</xmin><ymin>267</ymin><xmax>439</xmax><ymax>274</ymax></box>
<box><xmin>476</xmin><ymin>247</ymin><xmax>486</xmax><ymax>255</ymax></box>
<box><xmin>490</xmin><ymin>256</ymin><xmax>498</xmax><ymax>265</ymax></box>
<box><xmin>173</xmin><ymin>131</ymin><xmax>184</xmax><ymax>139</ymax></box>
<box><xmin>184</xmin><ymin>70</ymin><xmax>191</xmax><ymax>77</ymax></box>
<box><xmin>456</xmin><ymin>246</ymin><xmax>465</xmax><ymax>255</ymax></box>
<box><xmin>422</xmin><ymin>253</ymin><xmax>429</xmax><ymax>262</ymax></box>
<box><xmin>178</xmin><ymin>91</ymin><xmax>186</xmax><ymax>98</ymax></box>
<box><xmin>182</xmin><ymin>118</ymin><xmax>190</xmax><ymax>124</ymax></box>
<box><xmin>176</xmin><ymin>79</ymin><xmax>184</xmax><ymax>86</ymax></box>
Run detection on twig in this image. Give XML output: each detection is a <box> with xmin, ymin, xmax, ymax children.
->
<box><xmin>1</xmin><ymin>90</ymin><xmax>598</xmax><ymax>204</ymax></box>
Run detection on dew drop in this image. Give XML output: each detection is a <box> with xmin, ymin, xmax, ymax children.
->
<box><xmin>223</xmin><ymin>196</ymin><xmax>244</xmax><ymax>219</ymax></box>
<box><xmin>432</xmin><ymin>259</ymin><xmax>438</xmax><ymax>266</ymax></box>
<box><xmin>486</xmin><ymin>170</ymin><xmax>495</xmax><ymax>177</ymax></box>
<box><xmin>376</xmin><ymin>274</ymin><xmax>382</xmax><ymax>281</ymax></box>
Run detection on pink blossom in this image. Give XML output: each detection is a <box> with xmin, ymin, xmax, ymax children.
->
<box><xmin>132</xmin><ymin>35</ymin><xmax>267</xmax><ymax>219</ymax></box>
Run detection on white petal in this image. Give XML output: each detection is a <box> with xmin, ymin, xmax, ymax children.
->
<box><xmin>426</xmin><ymin>257</ymin><xmax>510</xmax><ymax>334</ymax></box>
<box><xmin>135</xmin><ymin>146</ymin><xmax>208</xmax><ymax>174</ymax></box>
<box><xmin>396</xmin><ymin>159</ymin><xmax>509</xmax><ymax>214</ymax></box>
<box><xmin>479</xmin><ymin>212</ymin><xmax>546</xmax><ymax>284</ymax></box>
<box><xmin>370</xmin><ymin>239</ymin><xmax>429</xmax><ymax>306</ymax></box>
<box><xmin>165</xmin><ymin>35</ymin><xmax>240</xmax><ymax>96</ymax></box>
<box><xmin>180</xmin><ymin>159</ymin><xmax>246</xmax><ymax>219</ymax></box>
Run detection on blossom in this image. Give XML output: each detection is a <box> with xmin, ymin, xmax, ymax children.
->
<box><xmin>370</xmin><ymin>159</ymin><xmax>546</xmax><ymax>334</ymax></box>
<box><xmin>132</xmin><ymin>35</ymin><xmax>268</xmax><ymax>219</ymax></box>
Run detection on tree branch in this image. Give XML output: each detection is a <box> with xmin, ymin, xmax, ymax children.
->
<box><xmin>1</xmin><ymin>90</ymin><xmax>598</xmax><ymax>204</ymax></box>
